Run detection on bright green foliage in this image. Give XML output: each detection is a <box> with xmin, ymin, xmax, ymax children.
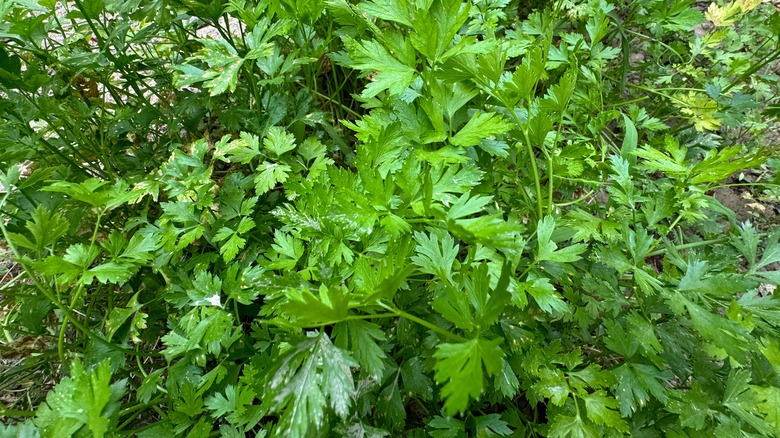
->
<box><xmin>1</xmin><ymin>0</ymin><xmax>780</xmax><ymax>436</ymax></box>
<box><xmin>263</xmin><ymin>333</ymin><xmax>358</xmax><ymax>437</ymax></box>
<box><xmin>34</xmin><ymin>361</ymin><xmax>126</xmax><ymax>437</ymax></box>
<box><xmin>434</xmin><ymin>337</ymin><xmax>504</xmax><ymax>415</ymax></box>
<box><xmin>450</xmin><ymin>112</ymin><xmax>512</xmax><ymax>147</ymax></box>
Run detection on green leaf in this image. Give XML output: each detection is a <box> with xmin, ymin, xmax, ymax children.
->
<box><xmin>213</xmin><ymin>226</ymin><xmax>248</xmax><ymax>263</ymax></box>
<box><xmin>547</xmin><ymin>414</ymin><xmax>597</xmax><ymax>438</ymax></box>
<box><xmin>120</xmin><ymin>233</ymin><xmax>160</xmax><ymax>262</ymax></box>
<box><xmin>172</xmin><ymin>63</ymin><xmax>207</xmax><ymax>88</ymax></box>
<box><xmin>433</xmin><ymin>337</ymin><xmax>503</xmax><ymax>415</ymax></box>
<box><xmin>254</xmin><ymin>161</ymin><xmax>291</xmax><ymax>194</ymax></box>
<box><xmin>222</xmin><ymin>264</ymin><xmax>263</xmax><ymax>306</ymax></box>
<box><xmin>621</xmin><ymin>114</ymin><xmax>638</xmax><ymax>167</ymax></box>
<box><xmin>651</xmin><ymin>0</ymin><xmax>703</xmax><ymax>32</ymax></box>
<box><xmin>264</xmin><ymin>126</ymin><xmax>297</xmax><ymax>157</ymax></box>
<box><xmin>33</xmin><ymin>255</ymin><xmax>83</xmax><ymax>284</ymax></box>
<box><xmin>613</xmin><ymin>363</ymin><xmax>670</xmax><ymax>417</ymax></box>
<box><xmin>377</xmin><ymin>372</ymin><xmax>406</xmax><ymax>429</ymax></box>
<box><xmin>11</xmin><ymin>205</ymin><xmax>69</xmax><ymax>253</ymax></box>
<box><xmin>265</xmin><ymin>333</ymin><xmax>357</xmax><ymax>438</ymax></box>
<box><xmin>137</xmin><ymin>369</ymin><xmax>164</xmax><ymax>405</ymax></box>
<box><xmin>343</xmin><ymin>37</ymin><xmax>416</xmax><ymax>98</ymax></box>
<box><xmin>45</xmin><ymin>179</ymin><xmax>136</xmax><ymax>208</ymax></box>
<box><xmin>607</xmin><ymin>155</ymin><xmax>640</xmax><ymax>208</ymax></box>
<box><xmin>409</xmin><ymin>0</ymin><xmax>470</xmax><ymax>62</ymax></box>
<box><xmin>678</xmin><ymin>260</ymin><xmax>756</xmax><ymax>299</ymax></box>
<box><xmin>360</xmin><ymin>0</ymin><xmax>413</xmax><ymax>26</ymax></box>
<box><xmin>214</xmin><ymin>132</ymin><xmax>261</xmax><ymax>164</ymax></box>
<box><xmin>105</xmin><ymin>293</ymin><xmax>147</xmax><ymax>343</ymax></box>
<box><xmin>281</xmin><ymin>285</ymin><xmax>351</xmax><ymax>326</ymax></box>
<box><xmin>191</xmin><ymin>38</ymin><xmax>245</xmax><ymax>95</ymax></box>
<box><xmin>412</xmin><ymin>231</ymin><xmax>459</xmax><ymax>282</ymax></box>
<box><xmin>162</xmin><ymin>308</ymin><xmax>236</xmax><ymax>358</ymax></box>
<box><xmin>603</xmin><ymin>319</ymin><xmax>636</xmax><ymax>357</ymax></box>
<box><xmin>481</xmin><ymin>261</ymin><xmax>513</xmax><ymax>327</ymax></box>
<box><xmin>83</xmin><ymin>262</ymin><xmax>134</xmax><ymax>284</ymax></box>
<box><xmin>517</xmin><ymin>277</ymin><xmax>569</xmax><ymax>315</ymax></box>
<box><xmin>445</xmin><ymin>193</ymin><xmax>493</xmax><ymax>221</ymax></box>
<box><xmin>0</xmin><ymin>421</ymin><xmax>38</xmax><ymax>438</ymax></box>
<box><xmin>667</xmin><ymin>385</ymin><xmax>713</xmax><ymax>430</ymax></box>
<box><xmin>187</xmin><ymin>270</ymin><xmax>223</xmax><ymax>308</ymax></box>
<box><xmin>690</xmin><ymin>146</ymin><xmax>765</xmax><ymax>185</ymax></box>
<box><xmin>536</xmin><ymin>216</ymin><xmax>587</xmax><ymax>263</ymax></box>
<box><xmin>34</xmin><ymin>360</ymin><xmax>126</xmax><ymax>438</ymax></box>
<box><xmin>431</xmin><ymin>80</ymin><xmax>478</xmax><ymax>121</ymax></box>
<box><xmin>401</xmin><ymin>357</ymin><xmax>434</xmax><ymax>401</ymax></box>
<box><xmin>626</xmin><ymin>313</ymin><xmax>663</xmax><ymax>363</ymax></box>
<box><xmin>584</xmin><ymin>391</ymin><xmax>629</xmax><ymax>432</ymax></box>
<box><xmin>531</xmin><ymin>367</ymin><xmax>570</xmax><ymax>406</ymax></box>
<box><xmin>682</xmin><ymin>295</ymin><xmax>752</xmax><ymax>363</ymax></box>
<box><xmin>584</xmin><ymin>3</ymin><xmax>613</xmax><ymax>44</ymax></box>
<box><xmin>267</xmin><ymin>231</ymin><xmax>304</xmax><ymax>270</ymax></box>
<box><xmin>431</xmin><ymin>163</ymin><xmax>484</xmax><ymax>204</ymax></box>
<box><xmin>433</xmin><ymin>284</ymin><xmax>476</xmax><ymax>331</ymax></box>
<box><xmin>65</xmin><ymin>244</ymin><xmax>100</xmax><ymax>268</ymax></box>
<box><xmin>0</xmin><ymin>45</ymin><xmax>22</xmax><ymax>82</ymax></box>
<box><xmin>565</xmin><ymin>209</ymin><xmax>603</xmax><ymax>243</ymax></box>
<box><xmin>204</xmin><ymin>384</ymin><xmax>257</xmax><ymax>425</ymax></box>
<box><xmin>541</xmin><ymin>69</ymin><xmax>577</xmax><ymax>116</ymax></box>
<box><xmin>448</xmin><ymin>215</ymin><xmax>525</xmax><ymax>257</ymax></box>
<box><xmin>527</xmin><ymin>107</ymin><xmax>554</xmax><ymax>148</ymax></box>
<box><xmin>634</xmin><ymin>136</ymin><xmax>689</xmax><ymax>178</ymax></box>
<box><xmin>737</xmin><ymin>290</ymin><xmax>780</xmax><ymax>331</ymax></box>
<box><xmin>494</xmin><ymin>358</ymin><xmax>520</xmax><ymax>398</ymax></box>
<box><xmin>756</xmin><ymin>386</ymin><xmax>780</xmax><ymax>437</ymax></box>
<box><xmin>429</xmin><ymin>416</ymin><xmax>466</xmax><ymax>438</ymax></box>
<box><xmin>333</xmin><ymin>320</ymin><xmax>387</xmax><ymax>378</ymax></box>
<box><xmin>722</xmin><ymin>369</ymin><xmax>775</xmax><ymax>435</ymax></box>
<box><xmin>732</xmin><ymin>222</ymin><xmax>761</xmax><ymax>266</ymax></box>
<box><xmin>474</xmin><ymin>413</ymin><xmax>513</xmax><ymax>436</ymax></box>
<box><xmin>450</xmin><ymin>112</ymin><xmax>512</xmax><ymax>147</ymax></box>
<box><xmin>755</xmin><ymin>230</ymin><xmax>780</xmax><ymax>272</ymax></box>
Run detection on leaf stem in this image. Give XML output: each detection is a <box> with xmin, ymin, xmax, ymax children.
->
<box><xmin>378</xmin><ymin>302</ymin><xmax>467</xmax><ymax>343</ymax></box>
<box><xmin>646</xmin><ymin>236</ymin><xmax>729</xmax><ymax>257</ymax></box>
<box><xmin>118</xmin><ymin>395</ymin><xmax>167</xmax><ymax>429</ymax></box>
<box><xmin>310</xmin><ymin>312</ymin><xmax>401</xmax><ymax>327</ymax></box>
<box><xmin>517</xmin><ymin>120</ymin><xmax>545</xmax><ymax>221</ymax></box>
<box><xmin>0</xmin><ymin>408</ymin><xmax>35</xmax><ymax>417</ymax></box>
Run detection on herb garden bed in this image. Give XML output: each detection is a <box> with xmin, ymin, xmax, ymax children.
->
<box><xmin>1</xmin><ymin>1</ymin><xmax>780</xmax><ymax>436</ymax></box>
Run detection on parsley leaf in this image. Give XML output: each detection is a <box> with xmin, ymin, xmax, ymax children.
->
<box><xmin>433</xmin><ymin>337</ymin><xmax>503</xmax><ymax>415</ymax></box>
<box><xmin>450</xmin><ymin>112</ymin><xmax>512</xmax><ymax>147</ymax></box>
<box><xmin>264</xmin><ymin>333</ymin><xmax>358</xmax><ymax>437</ymax></box>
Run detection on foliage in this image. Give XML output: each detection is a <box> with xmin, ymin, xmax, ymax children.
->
<box><xmin>1</xmin><ymin>0</ymin><xmax>780</xmax><ymax>436</ymax></box>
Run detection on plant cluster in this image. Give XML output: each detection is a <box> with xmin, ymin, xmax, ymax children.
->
<box><xmin>1</xmin><ymin>0</ymin><xmax>780</xmax><ymax>436</ymax></box>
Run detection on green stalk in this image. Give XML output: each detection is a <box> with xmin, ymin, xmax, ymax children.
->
<box><xmin>522</xmin><ymin>129</ymin><xmax>545</xmax><ymax>221</ymax></box>
<box><xmin>500</xmin><ymin>99</ymin><xmax>545</xmax><ymax>219</ymax></box>
<box><xmin>0</xmin><ymin>408</ymin><xmax>36</xmax><ymax>418</ymax></box>
<box><xmin>548</xmin><ymin>87</ymin><xmax>572</xmax><ymax>214</ymax></box>
<box><xmin>117</xmin><ymin>395</ymin><xmax>167</xmax><ymax>430</ymax></box>
<box><xmin>646</xmin><ymin>236</ymin><xmax>730</xmax><ymax>257</ymax></box>
<box><xmin>378</xmin><ymin>302</ymin><xmax>467</xmax><ymax>343</ymax></box>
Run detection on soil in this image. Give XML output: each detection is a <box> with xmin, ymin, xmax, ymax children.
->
<box><xmin>713</xmin><ymin>186</ymin><xmax>779</xmax><ymax>224</ymax></box>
